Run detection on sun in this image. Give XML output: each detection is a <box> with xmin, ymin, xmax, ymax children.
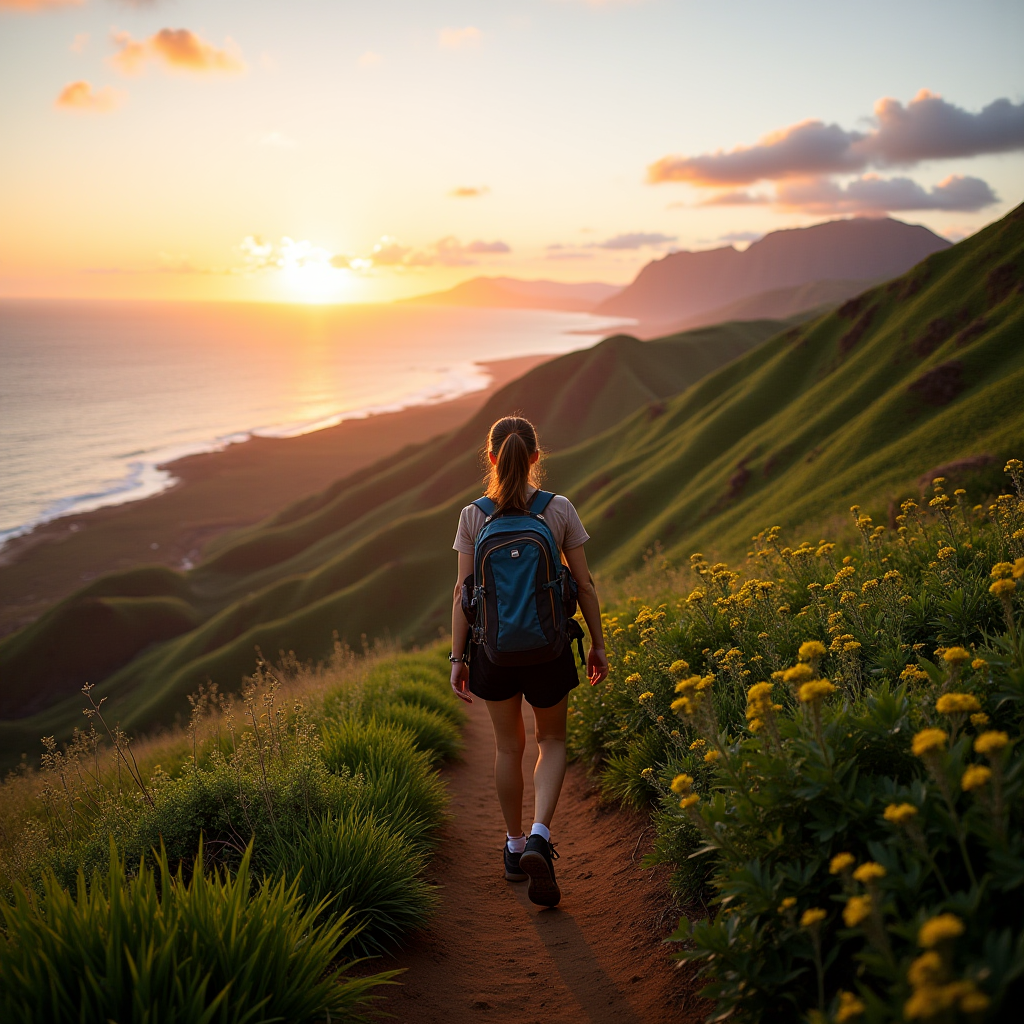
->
<box><xmin>277</xmin><ymin>238</ymin><xmax>353</xmax><ymax>303</ymax></box>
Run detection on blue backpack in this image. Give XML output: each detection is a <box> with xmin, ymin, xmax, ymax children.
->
<box><xmin>461</xmin><ymin>490</ymin><xmax>585</xmax><ymax>666</ymax></box>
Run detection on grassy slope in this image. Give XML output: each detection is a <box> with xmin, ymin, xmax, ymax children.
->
<box><xmin>554</xmin><ymin>203</ymin><xmax>1023</xmax><ymax>574</ymax></box>
<box><xmin>2</xmin><ymin>203</ymin><xmax>1020</xmax><ymax>760</ymax></box>
<box><xmin>0</xmin><ymin>318</ymin><xmax>785</xmax><ymax>759</ymax></box>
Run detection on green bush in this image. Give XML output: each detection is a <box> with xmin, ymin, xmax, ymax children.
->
<box><xmin>568</xmin><ymin>463</ymin><xmax>1024</xmax><ymax>1021</ymax></box>
<box><xmin>375</xmin><ymin>702</ymin><xmax>463</xmax><ymax>762</ymax></box>
<box><xmin>275</xmin><ymin>810</ymin><xmax>437</xmax><ymax>956</ymax></box>
<box><xmin>393</xmin><ymin>679</ymin><xmax>466</xmax><ymax>725</ymax></box>
<box><xmin>0</xmin><ymin>841</ymin><xmax>392</xmax><ymax>1024</ymax></box>
<box><xmin>321</xmin><ymin>716</ymin><xmax>448</xmax><ymax>851</ymax></box>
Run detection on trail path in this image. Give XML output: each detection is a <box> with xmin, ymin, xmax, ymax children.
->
<box><xmin>376</xmin><ymin>697</ymin><xmax>706</xmax><ymax>1023</ymax></box>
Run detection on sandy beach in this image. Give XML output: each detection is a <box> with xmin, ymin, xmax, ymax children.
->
<box><xmin>0</xmin><ymin>355</ymin><xmax>549</xmax><ymax>638</ymax></box>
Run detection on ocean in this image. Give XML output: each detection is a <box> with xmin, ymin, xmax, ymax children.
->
<box><xmin>0</xmin><ymin>300</ymin><xmax>625</xmax><ymax>545</ymax></box>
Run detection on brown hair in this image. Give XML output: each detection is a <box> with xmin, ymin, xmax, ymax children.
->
<box><xmin>485</xmin><ymin>415</ymin><xmax>541</xmax><ymax>512</ymax></box>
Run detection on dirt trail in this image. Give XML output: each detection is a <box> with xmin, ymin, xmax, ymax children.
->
<box><xmin>376</xmin><ymin>697</ymin><xmax>706</xmax><ymax>1023</ymax></box>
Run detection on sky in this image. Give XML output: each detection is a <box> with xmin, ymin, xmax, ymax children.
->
<box><xmin>1</xmin><ymin>0</ymin><xmax>1022</xmax><ymax>304</ymax></box>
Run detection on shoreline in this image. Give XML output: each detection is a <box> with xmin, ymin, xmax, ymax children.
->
<box><xmin>0</xmin><ymin>354</ymin><xmax>550</xmax><ymax>638</ymax></box>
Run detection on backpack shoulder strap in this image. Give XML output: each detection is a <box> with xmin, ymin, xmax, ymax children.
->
<box><xmin>472</xmin><ymin>496</ymin><xmax>496</xmax><ymax>517</ymax></box>
<box><xmin>529</xmin><ymin>490</ymin><xmax>555</xmax><ymax>515</ymax></box>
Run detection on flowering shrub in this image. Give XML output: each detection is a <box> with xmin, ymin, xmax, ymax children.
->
<box><xmin>568</xmin><ymin>461</ymin><xmax>1024</xmax><ymax>1021</ymax></box>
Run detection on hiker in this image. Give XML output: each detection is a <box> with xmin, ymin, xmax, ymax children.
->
<box><xmin>450</xmin><ymin>415</ymin><xmax>609</xmax><ymax>907</ymax></box>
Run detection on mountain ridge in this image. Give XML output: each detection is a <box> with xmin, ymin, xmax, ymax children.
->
<box><xmin>403</xmin><ymin>277</ymin><xmax>622</xmax><ymax>312</ymax></box>
<box><xmin>595</xmin><ymin>217</ymin><xmax>951</xmax><ymax>323</ymax></box>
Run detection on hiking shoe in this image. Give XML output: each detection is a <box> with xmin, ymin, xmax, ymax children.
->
<box><xmin>504</xmin><ymin>842</ymin><xmax>528</xmax><ymax>882</ymax></box>
<box><xmin>519</xmin><ymin>835</ymin><xmax>561</xmax><ymax>907</ymax></box>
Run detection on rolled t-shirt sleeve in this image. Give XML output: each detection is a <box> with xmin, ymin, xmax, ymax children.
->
<box><xmin>560</xmin><ymin>498</ymin><xmax>590</xmax><ymax>550</ymax></box>
<box><xmin>453</xmin><ymin>506</ymin><xmax>479</xmax><ymax>554</ymax></box>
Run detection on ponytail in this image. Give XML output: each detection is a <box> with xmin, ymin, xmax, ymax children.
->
<box><xmin>485</xmin><ymin>415</ymin><xmax>541</xmax><ymax>512</ymax></box>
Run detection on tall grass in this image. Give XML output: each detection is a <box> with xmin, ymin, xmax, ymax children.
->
<box><xmin>0</xmin><ymin>642</ymin><xmax>462</xmax><ymax>1017</ymax></box>
<box><xmin>0</xmin><ymin>841</ymin><xmax>389</xmax><ymax>1023</ymax></box>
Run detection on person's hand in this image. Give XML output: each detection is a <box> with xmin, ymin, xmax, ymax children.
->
<box><xmin>587</xmin><ymin>647</ymin><xmax>609</xmax><ymax>686</ymax></box>
<box><xmin>450</xmin><ymin>661</ymin><xmax>472</xmax><ymax>703</ymax></box>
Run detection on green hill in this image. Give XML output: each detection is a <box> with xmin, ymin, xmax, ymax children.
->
<box><xmin>2</xmin><ymin>203</ymin><xmax>1021</xmax><ymax>764</ymax></box>
<box><xmin>0</xmin><ymin>317</ymin><xmax>786</xmax><ymax>760</ymax></box>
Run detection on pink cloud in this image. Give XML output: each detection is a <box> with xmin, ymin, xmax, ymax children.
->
<box><xmin>55</xmin><ymin>80</ymin><xmax>123</xmax><ymax>113</ymax></box>
<box><xmin>648</xmin><ymin>91</ymin><xmax>1024</xmax><ymax>186</ymax></box>
<box><xmin>111</xmin><ymin>28</ymin><xmax>245</xmax><ymax>75</ymax></box>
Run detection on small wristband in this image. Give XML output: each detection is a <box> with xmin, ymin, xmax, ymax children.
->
<box><xmin>448</xmin><ymin>653</ymin><xmax>467</xmax><ymax>663</ymax></box>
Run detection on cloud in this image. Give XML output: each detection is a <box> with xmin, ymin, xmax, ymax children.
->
<box><xmin>450</xmin><ymin>186</ymin><xmax>489</xmax><ymax>198</ymax></box>
<box><xmin>439</xmin><ymin>26</ymin><xmax>481</xmax><ymax>49</ymax></box>
<box><xmin>111</xmin><ymin>28</ymin><xmax>245</xmax><ymax>75</ymax></box>
<box><xmin>719</xmin><ymin>231</ymin><xmax>763</xmax><ymax>243</ymax></box>
<box><xmin>358</xmin><ymin>51</ymin><xmax>382</xmax><ymax>67</ymax></box>
<box><xmin>55</xmin><ymin>80</ymin><xmax>123</xmax><ymax>112</ymax></box>
<box><xmin>0</xmin><ymin>0</ymin><xmax>82</xmax><ymax>10</ymax></box>
<box><xmin>405</xmin><ymin>236</ymin><xmax>510</xmax><ymax>266</ymax></box>
<box><xmin>593</xmin><ymin>231</ymin><xmax>676</xmax><ymax>250</ymax></box>
<box><xmin>546</xmin><ymin>250</ymin><xmax>594</xmax><ymax>260</ymax></box>
<box><xmin>774</xmin><ymin>174</ymin><xmax>999</xmax><ymax>214</ymax></box>
<box><xmin>648</xmin><ymin>91</ymin><xmax>1024</xmax><ymax>186</ymax></box>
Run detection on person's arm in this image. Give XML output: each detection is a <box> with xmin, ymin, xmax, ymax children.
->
<box><xmin>563</xmin><ymin>544</ymin><xmax>609</xmax><ymax>685</ymax></box>
<box><xmin>450</xmin><ymin>549</ymin><xmax>474</xmax><ymax>703</ymax></box>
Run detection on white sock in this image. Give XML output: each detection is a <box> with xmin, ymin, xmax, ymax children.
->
<box><xmin>506</xmin><ymin>833</ymin><xmax>527</xmax><ymax>854</ymax></box>
<box><xmin>530</xmin><ymin>822</ymin><xmax>551</xmax><ymax>842</ymax></box>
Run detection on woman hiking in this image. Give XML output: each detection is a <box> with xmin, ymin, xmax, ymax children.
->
<box><xmin>450</xmin><ymin>415</ymin><xmax>608</xmax><ymax>907</ymax></box>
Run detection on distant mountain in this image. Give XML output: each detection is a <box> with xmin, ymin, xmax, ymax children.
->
<box><xmin>404</xmin><ymin>276</ymin><xmax>622</xmax><ymax>312</ymax></box>
<box><xmin>595</xmin><ymin>218</ymin><xmax>951</xmax><ymax>323</ymax></box>
<box><xmin>640</xmin><ymin>277</ymin><xmax>881</xmax><ymax>337</ymax></box>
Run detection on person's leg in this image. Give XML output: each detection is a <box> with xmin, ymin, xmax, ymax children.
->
<box><xmin>484</xmin><ymin>693</ymin><xmax>526</xmax><ymax>836</ymax></box>
<box><xmin>531</xmin><ymin>694</ymin><xmax>568</xmax><ymax>827</ymax></box>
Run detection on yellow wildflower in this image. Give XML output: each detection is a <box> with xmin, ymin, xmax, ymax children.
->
<box><xmin>975</xmin><ymin>730</ymin><xmax>1009</xmax><ymax>755</ymax></box>
<box><xmin>942</xmin><ymin>647</ymin><xmax>971</xmax><ymax>665</ymax></box>
<box><xmin>640</xmin><ymin>768</ymin><xmax>655</xmax><ymax>781</ymax></box>
<box><xmin>746</xmin><ymin>681</ymin><xmax>774</xmax><ymax>701</ymax></box>
<box><xmin>670</xmin><ymin>696</ymin><xmax>691</xmax><ymax>714</ymax></box>
<box><xmin>961</xmin><ymin>764</ymin><xmax>992</xmax><ymax>791</ymax></box>
<box><xmin>830</xmin><ymin>852</ymin><xmax>855</xmax><ymax>875</ymax></box>
<box><xmin>852</xmin><ymin>861</ymin><xmax>886</xmax><ymax>883</ymax></box>
<box><xmin>937</xmin><ymin>546</ymin><xmax>956</xmax><ymax>560</ymax></box>
<box><xmin>624</xmin><ymin>673</ymin><xmax>642</xmax><ymax>686</ymax></box>
<box><xmin>836</xmin><ymin>990</ymin><xmax>865</xmax><ymax>1022</ymax></box>
<box><xmin>971</xmin><ymin>658</ymin><xmax>988</xmax><ymax>671</ymax></box>
<box><xmin>675</xmin><ymin>675</ymin><xmax>700</xmax><ymax>693</ymax></box>
<box><xmin>990</xmin><ymin>561</ymin><xmax>1014</xmax><ymax>579</ymax></box>
<box><xmin>990</xmin><ymin>577</ymin><xmax>1017</xmax><ymax>598</ymax></box>
<box><xmin>669</xmin><ymin>773</ymin><xmax>693</xmax><ymax>794</ymax></box>
<box><xmin>1014</xmin><ymin>557</ymin><xmax>1024</xmax><ymax>579</ymax></box>
<box><xmin>907</xmin><ymin>950</ymin><xmax>943</xmax><ymax>987</ymax></box>
<box><xmin>843</xmin><ymin>895</ymin><xmax>872</xmax><ymax>927</ymax></box>
<box><xmin>912</xmin><ymin>728</ymin><xmax>948</xmax><ymax>757</ymax></box>
<box><xmin>900</xmin><ymin>664</ymin><xmax>930</xmax><ymax>684</ymax></box>
<box><xmin>798</xmin><ymin>679</ymin><xmax>837</xmax><ymax>703</ymax></box>
<box><xmin>960</xmin><ymin>990</ymin><xmax>991</xmax><ymax>1012</ymax></box>
<box><xmin>748</xmin><ymin>717</ymin><xmax>763</xmax><ymax>733</ymax></box>
<box><xmin>883</xmin><ymin>802</ymin><xmax>918</xmax><ymax>824</ymax></box>
<box><xmin>970</xmin><ymin>712</ymin><xmax>990</xmax><ymax>728</ymax></box>
<box><xmin>669</xmin><ymin>659</ymin><xmax>690</xmax><ymax>677</ymax></box>
<box><xmin>688</xmin><ymin>738</ymin><xmax>706</xmax><ymax>751</ymax></box>
<box><xmin>678</xmin><ymin>794</ymin><xmax>700</xmax><ymax>810</ymax></box>
<box><xmin>918</xmin><ymin>913</ymin><xmax>964</xmax><ymax>947</ymax></box>
<box><xmin>798</xmin><ymin>640</ymin><xmax>827</xmax><ymax>662</ymax></box>
<box><xmin>777</xmin><ymin>896</ymin><xmax>797</xmax><ymax>912</ymax></box>
<box><xmin>783</xmin><ymin>663</ymin><xmax>815</xmax><ymax>685</ymax></box>
<box><xmin>935</xmin><ymin>692</ymin><xmax>981</xmax><ymax>715</ymax></box>
<box><xmin>704</xmin><ymin>749</ymin><xmax>721</xmax><ymax>764</ymax></box>
<box><xmin>638</xmin><ymin>691</ymin><xmax>655</xmax><ymax>704</ymax></box>
<box><xmin>800</xmin><ymin>907</ymin><xmax>827</xmax><ymax>928</ymax></box>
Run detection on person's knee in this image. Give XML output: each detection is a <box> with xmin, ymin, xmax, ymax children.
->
<box><xmin>495</xmin><ymin>732</ymin><xmax>527</xmax><ymax>757</ymax></box>
<box><xmin>535</xmin><ymin>726</ymin><xmax>566</xmax><ymax>745</ymax></box>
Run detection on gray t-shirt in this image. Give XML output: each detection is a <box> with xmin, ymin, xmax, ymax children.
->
<box><xmin>453</xmin><ymin>488</ymin><xmax>590</xmax><ymax>556</ymax></box>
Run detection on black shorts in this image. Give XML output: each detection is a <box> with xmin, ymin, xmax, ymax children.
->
<box><xmin>468</xmin><ymin>644</ymin><xmax>580</xmax><ymax>708</ymax></box>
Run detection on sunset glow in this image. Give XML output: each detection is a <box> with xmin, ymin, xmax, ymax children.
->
<box><xmin>1</xmin><ymin>0</ymin><xmax>1021</xmax><ymax>303</ymax></box>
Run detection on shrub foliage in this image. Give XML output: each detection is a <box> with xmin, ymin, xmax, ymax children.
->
<box><xmin>568</xmin><ymin>461</ymin><xmax>1024</xmax><ymax>1022</ymax></box>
